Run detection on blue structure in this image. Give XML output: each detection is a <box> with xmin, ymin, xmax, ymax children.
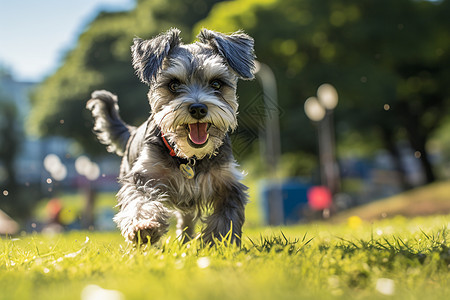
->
<box><xmin>261</xmin><ymin>179</ymin><xmax>311</xmax><ymax>225</ymax></box>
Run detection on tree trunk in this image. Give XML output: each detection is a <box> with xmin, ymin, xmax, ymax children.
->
<box><xmin>403</xmin><ymin>118</ymin><xmax>436</xmax><ymax>184</ymax></box>
<box><xmin>413</xmin><ymin>140</ymin><xmax>435</xmax><ymax>184</ymax></box>
<box><xmin>379</xmin><ymin>126</ymin><xmax>412</xmax><ymax>190</ymax></box>
<box><xmin>82</xmin><ymin>182</ymin><xmax>96</xmax><ymax>230</ymax></box>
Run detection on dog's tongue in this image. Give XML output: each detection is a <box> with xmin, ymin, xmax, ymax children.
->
<box><xmin>188</xmin><ymin>123</ymin><xmax>208</xmax><ymax>145</ymax></box>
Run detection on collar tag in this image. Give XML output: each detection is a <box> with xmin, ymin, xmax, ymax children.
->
<box><xmin>180</xmin><ymin>163</ymin><xmax>194</xmax><ymax>179</ymax></box>
<box><xmin>180</xmin><ymin>158</ymin><xmax>196</xmax><ymax>179</ymax></box>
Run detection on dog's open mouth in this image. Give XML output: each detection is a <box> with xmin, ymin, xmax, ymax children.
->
<box><xmin>187</xmin><ymin>122</ymin><xmax>210</xmax><ymax>148</ymax></box>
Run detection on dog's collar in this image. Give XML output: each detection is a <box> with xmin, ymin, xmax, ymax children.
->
<box><xmin>158</xmin><ymin>129</ymin><xmax>196</xmax><ymax>179</ymax></box>
<box><xmin>160</xmin><ymin>132</ymin><xmax>177</xmax><ymax>157</ymax></box>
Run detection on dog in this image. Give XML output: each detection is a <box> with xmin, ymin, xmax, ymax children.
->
<box><xmin>86</xmin><ymin>28</ymin><xmax>255</xmax><ymax>245</ymax></box>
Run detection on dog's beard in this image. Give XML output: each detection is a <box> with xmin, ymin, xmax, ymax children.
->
<box><xmin>153</xmin><ymin>95</ymin><xmax>238</xmax><ymax>159</ymax></box>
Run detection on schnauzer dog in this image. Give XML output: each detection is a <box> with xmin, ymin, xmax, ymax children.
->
<box><xmin>86</xmin><ymin>28</ymin><xmax>255</xmax><ymax>245</ymax></box>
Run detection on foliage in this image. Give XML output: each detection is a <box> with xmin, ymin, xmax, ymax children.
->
<box><xmin>28</xmin><ymin>0</ymin><xmax>223</xmax><ymax>154</ymax></box>
<box><xmin>0</xmin><ymin>89</ymin><xmax>23</xmax><ymax>217</ymax></box>
<box><xmin>1</xmin><ymin>215</ymin><xmax>449</xmax><ymax>299</ymax></box>
<box><xmin>429</xmin><ymin>115</ymin><xmax>450</xmax><ymax>177</ymax></box>
<box><xmin>0</xmin><ymin>101</ymin><xmax>19</xmax><ymax>185</ymax></box>
<box><xmin>28</xmin><ymin>0</ymin><xmax>450</xmax><ymax>184</ymax></box>
<box><xmin>196</xmin><ymin>0</ymin><xmax>450</xmax><ymax>183</ymax></box>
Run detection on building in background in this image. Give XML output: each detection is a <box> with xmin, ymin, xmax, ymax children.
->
<box><xmin>0</xmin><ymin>71</ymin><xmax>120</xmax><ymax>195</ymax></box>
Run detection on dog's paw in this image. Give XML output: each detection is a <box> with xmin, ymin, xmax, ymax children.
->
<box><xmin>128</xmin><ymin>220</ymin><xmax>164</xmax><ymax>244</ymax></box>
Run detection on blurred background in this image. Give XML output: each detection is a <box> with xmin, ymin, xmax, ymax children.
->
<box><xmin>1</xmin><ymin>0</ymin><xmax>450</xmax><ymax>235</ymax></box>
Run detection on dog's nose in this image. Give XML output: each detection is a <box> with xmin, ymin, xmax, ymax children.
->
<box><xmin>188</xmin><ymin>103</ymin><xmax>208</xmax><ymax>119</ymax></box>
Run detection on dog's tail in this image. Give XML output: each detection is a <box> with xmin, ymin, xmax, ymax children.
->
<box><xmin>86</xmin><ymin>90</ymin><xmax>135</xmax><ymax>156</ymax></box>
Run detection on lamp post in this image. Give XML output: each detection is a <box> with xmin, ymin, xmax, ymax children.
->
<box><xmin>254</xmin><ymin>61</ymin><xmax>283</xmax><ymax>225</ymax></box>
<box><xmin>254</xmin><ymin>61</ymin><xmax>281</xmax><ymax>173</ymax></box>
<box><xmin>304</xmin><ymin>84</ymin><xmax>339</xmax><ymax>209</ymax></box>
<box><xmin>75</xmin><ymin>155</ymin><xmax>100</xmax><ymax>230</ymax></box>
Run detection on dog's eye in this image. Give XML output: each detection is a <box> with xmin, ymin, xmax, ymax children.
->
<box><xmin>210</xmin><ymin>79</ymin><xmax>222</xmax><ymax>90</ymax></box>
<box><xmin>168</xmin><ymin>80</ymin><xmax>181</xmax><ymax>93</ymax></box>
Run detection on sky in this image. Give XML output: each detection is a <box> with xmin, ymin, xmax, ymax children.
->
<box><xmin>0</xmin><ymin>0</ymin><xmax>135</xmax><ymax>82</ymax></box>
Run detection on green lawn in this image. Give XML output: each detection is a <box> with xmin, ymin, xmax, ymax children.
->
<box><xmin>333</xmin><ymin>181</ymin><xmax>450</xmax><ymax>222</ymax></box>
<box><xmin>1</xmin><ymin>214</ymin><xmax>449</xmax><ymax>300</ymax></box>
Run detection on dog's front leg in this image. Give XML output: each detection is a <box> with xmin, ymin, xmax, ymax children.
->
<box><xmin>203</xmin><ymin>181</ymin><xmax>248</xmax><ymax>246</ymax></box>
<box><xmin>113</xmin><ymin>174</ymin><xmax>170</xmax><ymax>244</ymax></box>
<box><xmin>174</xmin><ymin>211</ymin><xmax>196</xmax><ymax>243</ymax></box>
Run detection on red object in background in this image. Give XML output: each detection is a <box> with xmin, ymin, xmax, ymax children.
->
<box><xmin>307</xmin><ymin>186</ymin><xmax>332</xmax><ymax>210</ymax></box>
<box><xmin>46</xmin><ymin>198</ymin><xmax>62</xmax><ymax>221</ymax></box>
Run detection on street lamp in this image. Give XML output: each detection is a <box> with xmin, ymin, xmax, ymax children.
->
<box><xmin>254</xmin><ymin>61</ymin><xmax>283</xmax><ymax>225</ymax></box>
<box><xmin>304</xmin><ymin>84</ymin><xmax>340</xmax><ymax>216</ymax></box>
<box><xmin>75</xmin><ymin>155</ymin><xmax>100</xmax><ymax>230</ymax></box>
<box><xmin>43</xmin><ymin>153</ymin><xmax>68</xmax><ymax>182</ymax></box>
<box><xmin>317</xmin><ymin>84</ymin><xmax>339</xmax><ymax>110</ymax></box>
<box><xmin>254</xmin><ymin>61</ymin><xmax>281</xmax><ymax>170</ymax></box>
<box><xmin>304</xmin><ymin>97</ymin><xmax>326</xmax><ymax>122</ymax></box>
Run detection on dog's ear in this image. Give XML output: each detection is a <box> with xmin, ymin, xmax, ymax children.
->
<box><xmin>198</xmin><ymin>29</ymin><xmax>256</xmax><ymax>80</ymax></box>
<box><xmin>131</xmin><ymin>28</ymin><xmax>181</xmax><ymax>84</ymax></box>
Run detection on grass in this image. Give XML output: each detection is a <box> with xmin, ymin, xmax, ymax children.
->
<box><xmin>1</xmin><ymin>214</ymin><xmax>449</xmax><ymax>300</ymax></box>
<box><xmin>333</xmin><ymin>180</ymin><xmax>450</xmax><ymax>222</ymax></box>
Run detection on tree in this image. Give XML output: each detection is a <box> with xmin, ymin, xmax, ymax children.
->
<box><xmin>29</xmin><ymin>0</ymin><xmax>450</xmax><ymax>185</ymax></box>
<box><xmin>196</xmin><ymin>0</ymin><xmax>450</xmax><ymax>184</ymax></box>
<box><xmin>0</xmin><ymin>94</ymin><xmax>21</xmax><ymax>216</ymax></box>
<box><xmin>29</xmin><ymin>0</ymin><xmax>224</xmax><ymax>154</ymax></box>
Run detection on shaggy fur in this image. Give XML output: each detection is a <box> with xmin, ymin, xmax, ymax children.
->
<box><xmin>86</xmin><ymin>28</ymin><xmax>255</xmax><ymax>245</ymax></box>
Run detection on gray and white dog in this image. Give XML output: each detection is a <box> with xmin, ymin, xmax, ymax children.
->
<box><xmin>86</xmin><ymin>28</ymin><xmax>255</xmax><ymax>245</ymax></box>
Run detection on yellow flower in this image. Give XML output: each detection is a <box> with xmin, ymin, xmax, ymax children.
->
<box><xmin>347</xmin><ymin>216</ymin><xmax>363</xmax><ymax>229</ymax></box>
